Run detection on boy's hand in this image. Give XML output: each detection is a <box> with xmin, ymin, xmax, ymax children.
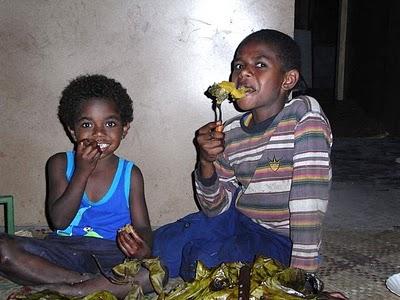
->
<box><xmin>196</xmin><ymin>121</ymin><xmax>225</xmax><ymax>164</ymax></box>
<box><xmin>117</xmin><ymin>228</ymin><xmax>151</xmax><ymax>259</ymax></box>
<box><xmin>74</xmin><ymin>139</ymin><xmax>102</xmax><ymax>175</ymax></box>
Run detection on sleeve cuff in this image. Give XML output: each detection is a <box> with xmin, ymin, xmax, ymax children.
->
<box><xmin>195</xmin><ymin>168</ymin><xmax>218</xmax><ymax>187</ymax></box>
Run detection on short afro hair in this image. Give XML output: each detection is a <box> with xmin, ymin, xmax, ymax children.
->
<box><xmin>234</xmin><ymin>29</ymin><xmax>304</xmax><ymax>92</ymax></box>
<box><xmin>235</xmin><ymin>29</ymin><xmax>301</xmax><ymax>72</ymax></box>
<box><xmin>58</xmin><ymin>74</ymin><xmax>133</xmax><ymax>128</ymax></box>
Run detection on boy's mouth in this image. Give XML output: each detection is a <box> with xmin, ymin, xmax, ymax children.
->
<box><xmin>97</xmin><ymin>142</ymin><xmax>110</xmax><ymax>151</ymax></box>
<box><xmin>238</xmin><ymin>84</ymin><xmax>255</xmax><ymax>95</ymax></box>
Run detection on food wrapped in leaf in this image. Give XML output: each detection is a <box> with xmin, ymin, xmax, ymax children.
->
<box><xmin>159</xmin><ymin>261</ymin><xmax>244</xmax><ymax>300</ymax></box>
<box><xmin>206</xmin><ymin>81</ymin><xmax>249</xmax><ymax>105</ymax></box>
<box><xmin>12</xmin><ymin>256</ymin><xmax>331</xmax><ymax>300</ymax></box>
<box><xmin>159</xmin><ymin>256</ymin><xmax>324</xmax><ymax>300</ymax></box>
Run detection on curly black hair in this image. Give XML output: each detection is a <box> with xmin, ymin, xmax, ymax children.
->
<box><xmin>58</xmin><ymin>74</ymin><xmax>133</xmax><ymax>128</ymax></box>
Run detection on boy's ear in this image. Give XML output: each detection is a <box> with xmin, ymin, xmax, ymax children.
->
<box><xmin>122</xmin><ymin>123</ymin><xmax>130</xmax><ymax>139</ymax></box>
<box><xmin>282</xmin><ymin>69</ymin><xmax>299</xmax><ymax>91</ymax></box>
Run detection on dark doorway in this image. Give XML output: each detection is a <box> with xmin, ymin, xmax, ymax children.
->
<box><xmin>294</xmin><ymin>0</ymin><xmax>399</xmax><ymax>137</ymax></box>
<box><xmin>294</xmin><ymin>0</ymin><xmax>339</xmax><ymax>101</ymax></box>
<box><xmin>345</xmin><ymin>0</ymin><xmax>400</xmax><ymax>136</ymax></box>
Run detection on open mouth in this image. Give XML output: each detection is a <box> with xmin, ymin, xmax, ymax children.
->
<box><xmin>97</xmin><ymin>143</ymin><xmax>110</xmax><ymax>151</ymax></box>
<box><xmin>238</xmin><ymin>85</ymin><xmax>255</xmax><ymax>95</ymax></box>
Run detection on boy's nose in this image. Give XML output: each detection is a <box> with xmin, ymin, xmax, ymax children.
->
<box><xmin>239</xmin><ymin>66</ymin><xmax>252</xmax><ymax>78</ymax></box>
<box><xmin>93</xmin><ymin>126</ymin><xmax>106</xmax><ymax>136</ymax></box>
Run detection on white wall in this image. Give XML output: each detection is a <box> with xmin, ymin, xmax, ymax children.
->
<box><xmin>0</xmin><ymin>0</ymin><xmax>295</xmax><ymax>227</ymax></box>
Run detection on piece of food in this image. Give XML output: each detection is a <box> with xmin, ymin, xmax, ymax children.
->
<box><xmin>207</xmin><ymin>81</ymin><xmax>250</xmax><ymax>104</ymax></box>
<box><xmin>118</xmin><ymin>224</ymin><xmax>140</xmax><ymax>240</ymax></box>
<box><xmin>119</xmin><ymin>223</ymin><xmax>135</xmax><ymax>233</ymax></box>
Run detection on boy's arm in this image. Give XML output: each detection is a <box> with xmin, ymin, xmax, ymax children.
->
<box><xmin>118</xmin><ymin>166</ymin><xmax>152</xmax><ymax>259</ymax></box>
<box><xmin>47</xmin><ymin>140</ymin><xmax>101</xmax><ymax>229</ymax></box>
<box><xmin>194</xmin><ymin>121</ymin><xmax>240</xmax><ymax>216</ymax></box>
<box><xmin>194</xmin><ymin>151</ymin><xmax>238</xmax><ymax>217</ymax></box>
<box><xmin>289</xmin><ymin>112</ymin><xmax>333</xmax><ymax>273</ymax></box>
<box><xmin>46</xmin><ymin>153</ymin><xmax>88</xmax><ymax>229</ymax></box>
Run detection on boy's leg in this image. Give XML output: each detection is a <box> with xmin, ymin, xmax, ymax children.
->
<box><xmin>31</xmin><ymin>264</ymin><xmax>165</xmax><ymax>298</ymax></box>
<box><xmin>179</xmin><ymin>210</ymin><xmax>293</xmax><ymax>281</ymax></box>
<box><xmin>235</xmin><ymin>212</ymin><xmax>292</xmax><ymax>266</ymax></box>
<box><xmin>0</xmin><ymin>234</ymin><xmax>93</xmax><ymax>285</ymax></box>
<box><xmin>153</xmin><ymin>207</ymin><xmax>236</xmax><ymax>278</ymax></box>
<box><xmin>33</xmin><ymin>268</ymin><xmax>153</xmax><ymax>299</ymax></box>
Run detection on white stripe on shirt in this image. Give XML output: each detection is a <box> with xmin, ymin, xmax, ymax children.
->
<box><xmin>270</xmin><ymin>134</ymin><xmax>295</xmax><ymax>141</ymax></box>
<box><xmin>289</xmin><ymin>198</ymin><xmax>328</xmax><ymax>212</ymax></box>
<box><xmin>231</xmin><ymin>155</ymin><xmax>262</xmax><ymax>166</ymax></box>
<box><xmin>293</xmin><ymin>152</ymin><xmax>329</xmax><ymax>160</ymax></box>
<box><xmin>245</xmin><ymin>179</ymin><xmax>292</xmax><ymax>194</ymax></box>
<box><xmin>292</xmin><ymin>250</ymin><xmax>319</xmax><ymax>257</ymax></box>
<box><xmin>294</xmin><ymin>160</ymin><xmax>330</xmax><ymax>167</ymax></box>
<box><xmin>266</xmin><ymin>142</ymin><xmax>294</xmax><ymax>149</ymax></box>
<box><xmin>292</xmin><ymin>244</ymin><xmax>319</xmax><ymax>250</ymax></box>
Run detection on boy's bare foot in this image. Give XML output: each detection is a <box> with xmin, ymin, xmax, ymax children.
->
<box><xmin>28</xmin><ymin>267</ymin><xmax>156</xmax><ymax>299</ymax></box>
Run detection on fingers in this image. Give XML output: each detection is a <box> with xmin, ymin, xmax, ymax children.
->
<box><xmin>196</xmin><ymin>121</ymin><xmax>224</xmax><ymax>163</ymax></box>
<box><xmin>197</xmin><ymin>122</ymin><xmax>224</xmax><ymax>143</ymax></box>
<box><xmin>215</xmin><ymin>122</ymin><xmax>224</xmax><ymax>132</ymax></box>
<box><xmin>77</xmin><ymin>139</ymin><xmax>102</xmax><ymax>159</ymax></box>
<box><xmin>78</xmin><ymin>139</ymin><xmax>98</xmax><ymax>151</ymax></box>
<box><xmin>197</xmin><ymin>121</ymin><xmax>222</xmax><ymax>135</ymax></box>
<box><xmin>117</xmin><ymin>230</ymin><xmax>145</xmax><ymax>258</ymax></box>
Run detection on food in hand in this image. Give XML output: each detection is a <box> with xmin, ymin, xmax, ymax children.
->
<box><xmin>207</xmin><ymin>81</ymin><xmax>250</xmax><ymax>104</ymax></box>
<box><xmin>119</xmin><ymin>224</ymin><xmax>140</xmax><ymax>239</ymax></box>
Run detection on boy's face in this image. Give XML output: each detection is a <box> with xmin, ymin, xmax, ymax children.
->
<box><xmin>68</xmin><ymin>98</ymin><xmax>129</xmax><ymax>158</ymax></box>
<box><xmin>231</xmin><ymin>40</ymin><xmax>298</xmax><ymax>123</ymax></box>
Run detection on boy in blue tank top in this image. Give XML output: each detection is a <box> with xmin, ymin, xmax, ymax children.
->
<box><xmin>0</xmin><ymin>74</ymin><xmax>160</xmax><ymax>298</ymax></box>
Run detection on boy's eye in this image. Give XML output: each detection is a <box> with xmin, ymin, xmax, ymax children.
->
<box><xmin>106</xmin><ymin>121</ymin><xmax>116</xmax><ymax>127</ymax></box>
<box><xmin>81</xmin><ymin>122</ymin><xmax>92</xmax><ymax>128</ymax></box>
<box><xmin>233</xmin><ymin>63</ymin><xmax>243</xmax><ymax>70</ymax></box>
<box><xmin>256</xmin><ymin>62</ymin><xmax>266</xmax><ymax>68</ymax></box>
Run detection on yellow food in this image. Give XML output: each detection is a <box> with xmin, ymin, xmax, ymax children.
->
<box><xmin>118</xmin><ymin>224</ymin><xmax>140</xmax><ymax>239</ymax></box>
<box><xmin>119</xmin><ymin>224</ymin><xmax>134</xmax><ymax>233</ymax></box>
<box><xmin>207</xmin><ymin>81</ymin><xmax>249</xmax><ymax>104</ymax></box>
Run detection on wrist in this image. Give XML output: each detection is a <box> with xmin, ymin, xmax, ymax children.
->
<box><xmin>72</xmin><ymin>166</ymin><xmax>93</xmax><ymax>180</ymax></box>
<box><xmin>198</xmin><ymin>160</ymin><xmax>215</xmax><ymax>179</ymax></box>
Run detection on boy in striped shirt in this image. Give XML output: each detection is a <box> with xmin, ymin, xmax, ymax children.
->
<box><xmin>194</xmin><ymin>29</ymin><xmax>332</xmax><ymax>274</ymax></box>
<box><xmin>153</xmin><ymin>29</ymin><xmax>332</xmax><ymax>280</ymax></box>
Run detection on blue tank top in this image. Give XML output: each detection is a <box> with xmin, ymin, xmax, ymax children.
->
<box><xmin>56</xmin><ymin>151</ymin><xmax>134</xmax><ymax>240</ymax></box>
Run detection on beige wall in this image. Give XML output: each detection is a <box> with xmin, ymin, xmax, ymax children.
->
<box><xmin>0</xmin><ymin>0</ymin><xmax>294</xmax><ymax>228</ymax></box>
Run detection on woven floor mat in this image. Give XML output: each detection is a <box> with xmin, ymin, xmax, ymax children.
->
<box><xmin>320</xmin><ymin>229</ymin><xmax>400</xmax><ymax>299</ymax></box>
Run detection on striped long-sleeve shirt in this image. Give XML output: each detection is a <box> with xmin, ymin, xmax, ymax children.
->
<box><xmin>194</xmin><ymin>95</ymin><xmax>332</xmax><ymax>273</ymax></box>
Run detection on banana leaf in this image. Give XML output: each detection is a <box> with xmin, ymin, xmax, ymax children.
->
<box><xmin>160</xmin><ymin>256</ymin><xmax>323</xmax><ymax>300</ymax></box>
<box><xmin>12</xmin><ymin>256</ymin><xmax>326</xmax><ymax>300</ymax></box>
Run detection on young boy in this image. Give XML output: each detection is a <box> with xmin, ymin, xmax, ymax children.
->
<box><xmin>0</xmin><ymin>74</ymin><xmax>155</xmax><ymax>297</ymax></box>
<box><xmin>154</xmin><ymin>29</ymin><xmax>332</xmax><ymax>279</ymax></box>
